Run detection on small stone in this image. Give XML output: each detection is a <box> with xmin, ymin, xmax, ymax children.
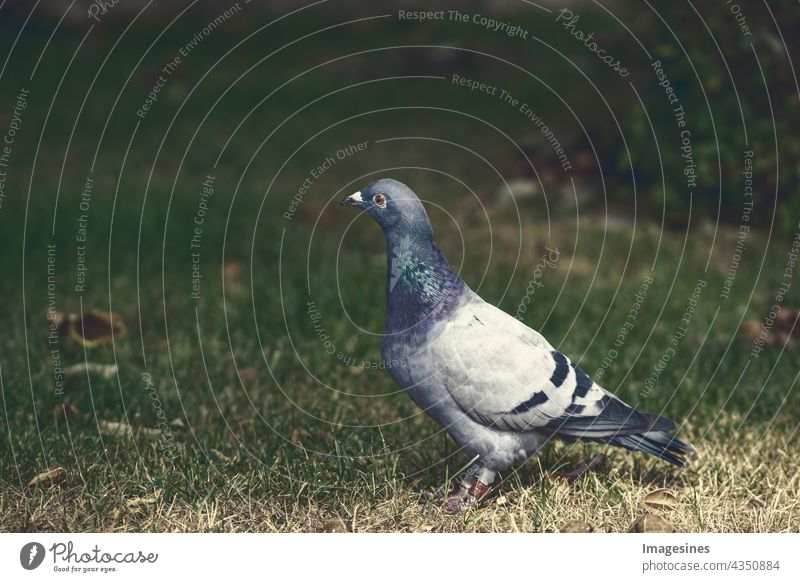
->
<box><xmin>560</xmin><ymin>520</ymin><xmax>594</xmax><ymax>533</ymax></box>
<box><xmin>628</xmin><ymin>514</ymin><xmax>675</xmax><ymax>533</ymax></box>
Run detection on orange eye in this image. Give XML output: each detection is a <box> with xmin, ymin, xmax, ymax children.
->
<box><xmin>373</xmin><ymin>193</ymin><xmax>386</xmax><ymax>208</ymax></box>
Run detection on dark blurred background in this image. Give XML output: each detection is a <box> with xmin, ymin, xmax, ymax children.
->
<box><xmin>2</xmin><ymin>0</ymin><xmax>798</xmax><ymax>237</ymax></box>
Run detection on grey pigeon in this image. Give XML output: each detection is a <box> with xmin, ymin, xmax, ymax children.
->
<box><xmin>341</xmin><ymin>179</ymin><xmax>692</xmax><ymax>507</ymax></box>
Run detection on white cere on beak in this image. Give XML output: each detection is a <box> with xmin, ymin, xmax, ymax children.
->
<box><xmin>348</xmin><ymin>191</ymin><xmax>363</xmax><ymax>203</ymax></box>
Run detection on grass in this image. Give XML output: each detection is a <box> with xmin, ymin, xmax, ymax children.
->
<box><xmin>5</xmin><ymin>431</ymin><xmax>798</xmax><ymax>533</ymax></box>
<box><xmin>2</xmin><ymin>212</ymin><xmax>798</xmax><ymax>533</ymax></box>
<box><xmin>1</xmin><ymin>6</ymin><xmax>799</xmax><ymax>533</ymax></box>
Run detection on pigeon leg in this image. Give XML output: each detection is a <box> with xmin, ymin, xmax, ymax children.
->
<box><xmin>552</xmin><ymin>453</ymin><xmax>605</xmax><ymax>485</ymax></box>
<box><xmin>445</xmin><ymin>465</ymin><xmax>495</xmax><ymax>512</ymax></box>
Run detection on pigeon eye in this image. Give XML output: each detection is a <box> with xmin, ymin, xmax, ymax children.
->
<box><xmin>373</xmin><ymin>193</ymin><xmax>386</xmax><ymax>208</ymax></box>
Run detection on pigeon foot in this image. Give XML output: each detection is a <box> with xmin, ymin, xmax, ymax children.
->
<box><xmin>444</xmin><ymin>479</ymin><xmax>491</xmax><ymax>513</ymax></box>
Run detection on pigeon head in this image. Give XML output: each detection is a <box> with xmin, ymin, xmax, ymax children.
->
<box><xmin>340</xmin><ymin>178</ymin><xmax>432</xmax><ymax>239</ymax></box>
<box><xmin>340</xmin><ymin>178</ymin><xmax>466</xmax><ymax>331</ymax></box>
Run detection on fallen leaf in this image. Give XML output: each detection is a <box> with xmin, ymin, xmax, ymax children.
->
<box><xmin>64</xmin><ymin>362</ymin><xmax>118</xmax><ymax>379</ymax></box>
<box><xmin>320</xmin><ymin>517</ymin><xmax>348</xmax><ymax>533</ymax></box>
<box><xmin>628</xmin><ymin>514</ymin><xmax>675</xmax><ymax>533</ymax></box>
<box><xmin>28</xmin><ymin>467</ymin><xmax>66</xmax><ymax>488</ymax></box>
<box><xmin>414</xmin><ymin>524</ymin><xmax>435</xmax><ymax>532</ymax></box>
<box><xmin>169</xmin><ymin>418</ymin><xmax>185</xmax><ymax>429</ymax></box>
<box><xmin>560</xmin><ymin>520</ymin><xmax>594</xmax><ymax>533</ymax></box>
<box><xmin>643</xmin><ymin>488</ymin><xmax>680</xmax><ymax>510</ymax></box>
<box><xmin>57</xmin><ymin>309</ymin><xmax>126</xmax><ymax>348</ymax></box>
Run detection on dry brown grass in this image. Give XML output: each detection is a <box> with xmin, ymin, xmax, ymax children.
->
<box><xmin>3</xmin><ymin>426</ymin><xmax>797</xmax><ymax>533</ymax></box>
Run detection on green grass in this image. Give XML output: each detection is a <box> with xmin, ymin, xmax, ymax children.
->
<box><xmin>1</xmin><ymin>7</ymin><xmax>798</xmax><ymax>532</ymax></box>
<box><xmin>3</xmin><ymin>206</ymin><xmax>798</xmax><ymax>531</ymax></box>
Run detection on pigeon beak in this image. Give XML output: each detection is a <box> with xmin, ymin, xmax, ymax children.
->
<box><xmin>340</xmin><ymin>191</ymin><xmax>363</xmax><ymax>207</ymax></box>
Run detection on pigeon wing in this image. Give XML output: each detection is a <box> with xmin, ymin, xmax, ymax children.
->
<box><xmin>426</xmin><ymin>300</ymin><xmax>666</xmax><ymax>436</ymax></box>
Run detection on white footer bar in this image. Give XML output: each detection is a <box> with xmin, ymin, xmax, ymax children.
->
<box><xmin>1</xmin><ymin>533</ymin><xmax>797</xmax><ymax>581</ymax></box>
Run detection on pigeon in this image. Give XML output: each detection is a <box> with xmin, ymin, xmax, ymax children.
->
<box><xmin>341</xmin><ymin>178</ymin><xmax>692</xmax><ymax>508</ymax></box>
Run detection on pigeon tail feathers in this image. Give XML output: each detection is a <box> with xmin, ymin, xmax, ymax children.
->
<box><xmin>604</xmin><ymin>430</ymin><xmax>694</xmax><ymax>467</ymax></box>
<box><xmin>546</xmin><ymin>397</ymin><xmax>674</xmax><ymax>438</ymax></box>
